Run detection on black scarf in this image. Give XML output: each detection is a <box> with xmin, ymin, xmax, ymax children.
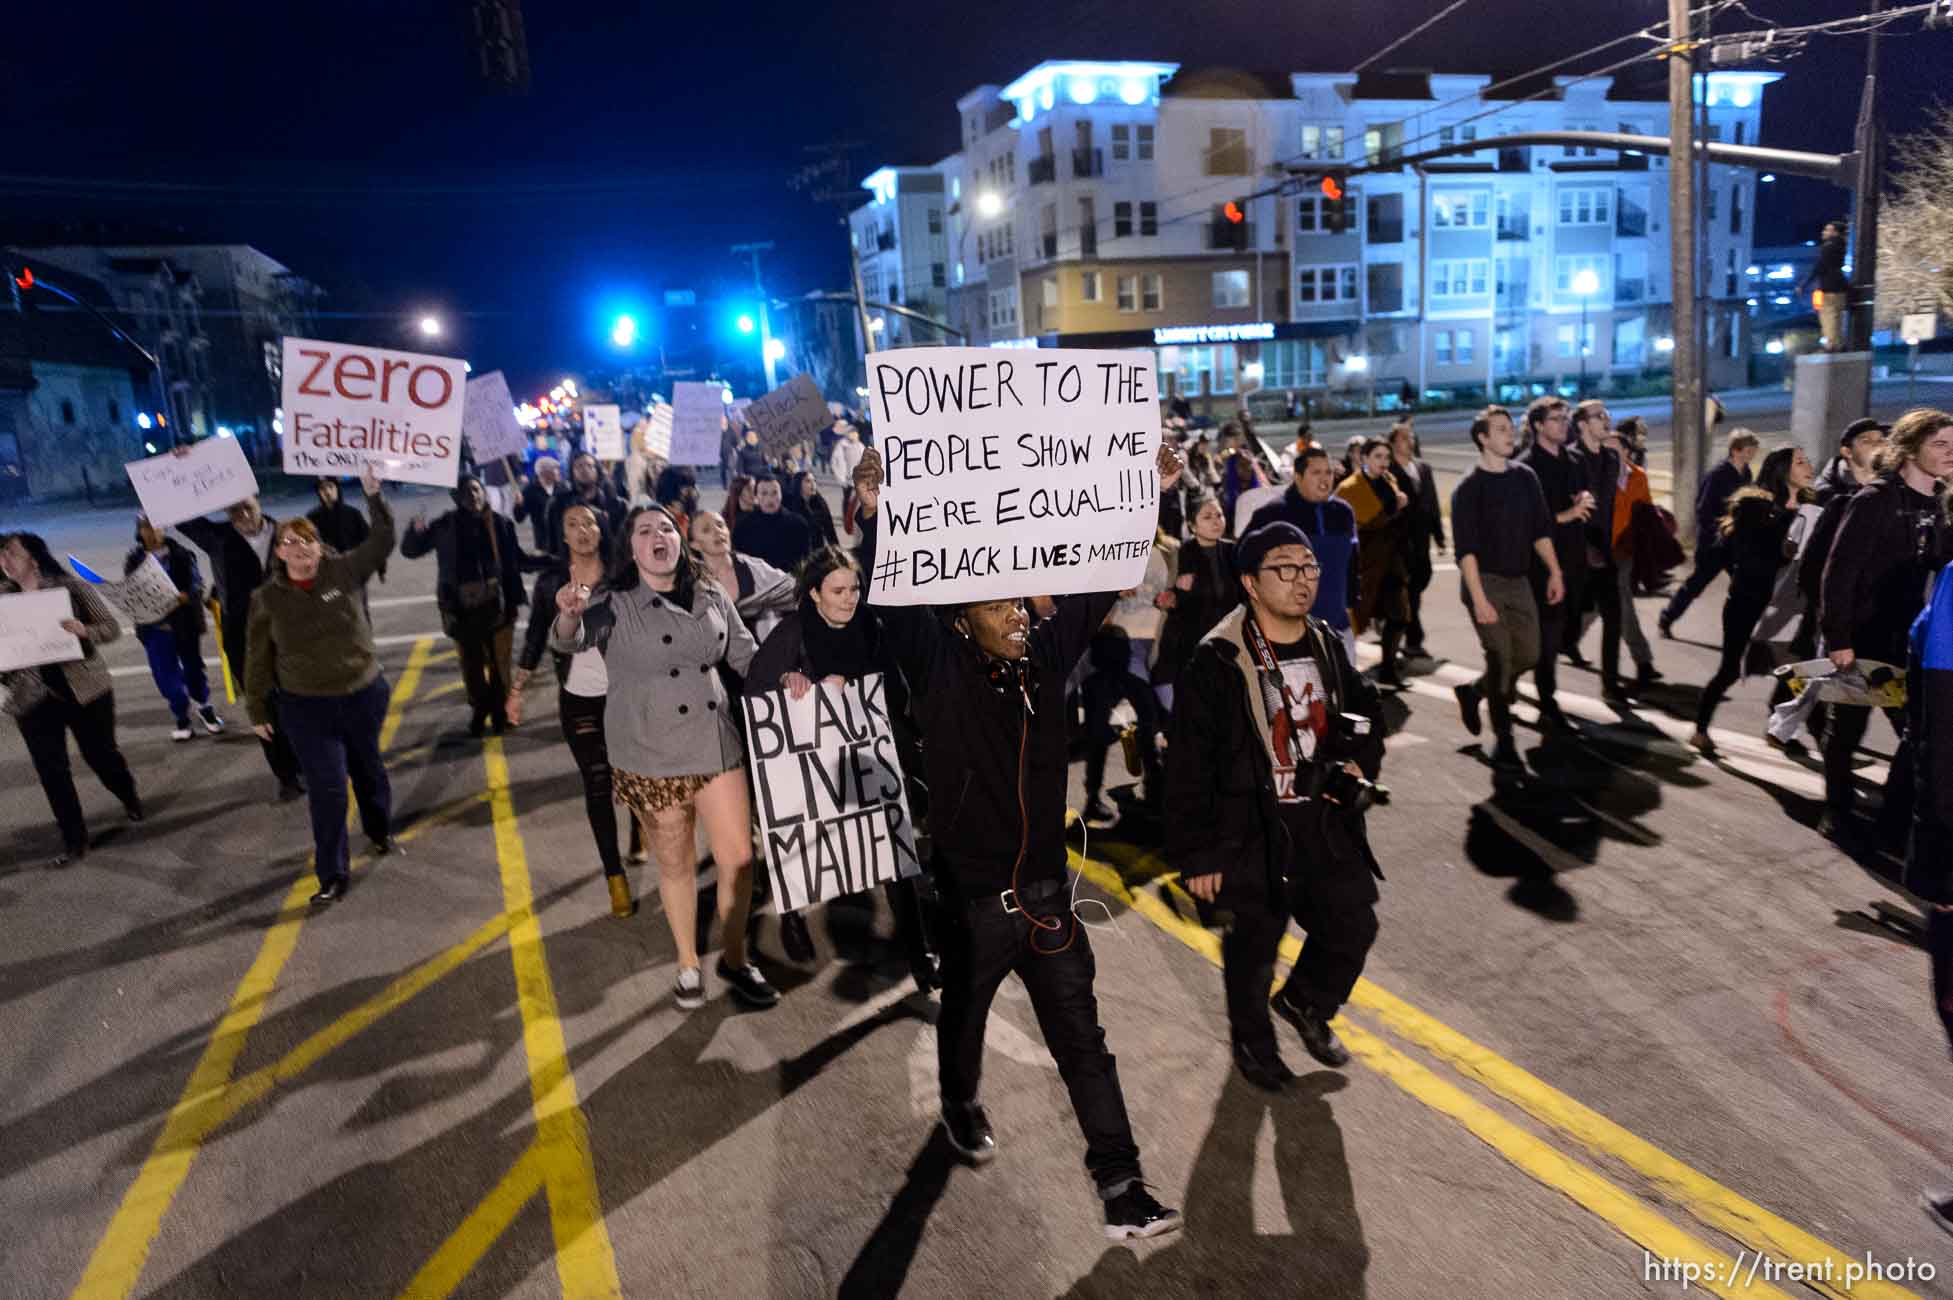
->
<box><xmin>797</xmin><ymin>594</ymin><xmax>876</xmax><ymax>679</ymax></box>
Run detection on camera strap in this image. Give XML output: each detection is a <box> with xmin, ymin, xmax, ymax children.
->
<box><xmin>1242</xmin><ymin>610</ymin><xmax>1331</xmax><ymax>731</ymax></box>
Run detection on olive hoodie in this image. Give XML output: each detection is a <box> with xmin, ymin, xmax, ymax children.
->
<box><xmin>245</xmin><ymin>492</ymin><xmax>395</xmax><ymax>724</ymax></box>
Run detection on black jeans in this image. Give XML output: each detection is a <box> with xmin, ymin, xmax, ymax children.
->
<box><xmin>1824</xmin><ymin>700</ymin><xmax>1914</xmax><ymax>832</ymax></box>
<box><xmin>454</xmin><ymin>622</ymin><xmax>515</xmax><ymax>724</ymax></box>
<box><xmin>937</xmin><ymin>878</ymin><xmax>1143</xmax><ymax>1196</ymax></box>
<box><xmin>1220</xmin><ymin>816</ymin><xmax>1379</xmax><ymax>1054</ymax></box>
<box><xmin>1576</xmin><ymin>558</ymin><xmax>1624</xmax><ymax>685</ymax></box>
<box><xmin>1404</xmin><ymin>547</ymin><xmax>1434</xmax><ymax>651</ymax></box>
<box><xmin>1532</xmin><ymin>560</ymin><xmax>1585</xmax><ymax>708</ymax></box>
<box><xmin>559</xmin><ymin>689</ymin><xmax>626</xmax><ymax>878</ymax></box>
<box><xmin>1695</xmin><ymin>590</ymin><xmax>1770</xmax><ymax>731</ymax></box>
<box><xmin>1662</xmin><ymin>544</ymin><xmax>1729</xmax><ymax>626</ymax></box>
<box><xmin>279</xmin><ymin>676</ymin><xmax>392</xmax><ymax>888</ymax></box>
<box><xmin>17</xmin><ymin>689</ymin><xmax>139</xmax><ymax>852</ymax></box>
<box><xmin>1081</xmin><ymin>668</ymin><xmax>1160</xmax><ymax>799</ymax></box>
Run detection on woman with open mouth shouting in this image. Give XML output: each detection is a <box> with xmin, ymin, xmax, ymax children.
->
<box><xmin>550</xmin><ymin>504</ymin><xmax>779</xmax><ymax>1012</ymax></box>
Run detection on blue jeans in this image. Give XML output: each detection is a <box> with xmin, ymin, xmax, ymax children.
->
<box><xmin>137</xmin><ymin>623</ymin><xmax>210</xmax><ymax>724</ymax></box>
<box><xmin>278</xmin><ymin>675</ymin><xmax>393</xmax><ymax>887</ymax></box>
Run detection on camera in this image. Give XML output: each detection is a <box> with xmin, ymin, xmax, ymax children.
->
<box><xmin>1305</xmin><ymin>712</ymin><xmax>1383</xmax><ymax>814</ymax></box>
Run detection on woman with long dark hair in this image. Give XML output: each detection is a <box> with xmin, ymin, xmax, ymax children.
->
<box><xmin>1151</xmin><ymin>495</ymin><xmax>1241</xmax><ymax>712</ymax></box>
<box><xmin>550</xmin><ymin>504</ymin><xmax>778</xmax><ymax>1011</ymax></box>
<box><xmin>2</xmin><ymin>531</ymin><xmax>142</xmax><ymax>866</ymax></box>
<box><xmin>722</xmin><ymin>474</ymin><xmax>757</xmax><ymax>540</ymax></box>
<box><xmin>509</xmin><ymin>503</ymin><xmax>646</xmax><ymax>918</ymax></box>
<box><xmin>1690</xmin><ymin>445</ymin><xmax>1815</xmax><ymax>753</ymax></box>
<box><xmin>784</xmin><ymin>470</ymin><xmax>839</xmax><ymax>549</ymax></box>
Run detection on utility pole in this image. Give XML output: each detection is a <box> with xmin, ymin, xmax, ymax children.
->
<box><xmin>1668</xmin><ymin>0</ymin><xmax>1704</xmax><ymax>541</ymax></box>
<box><xmin>792</xmin><ymin>139</ymin><xmax>878</xmax><ymax>370</ymax></box>
<box><xmin>1848</xmin><ymin>0</ymin><xmax>1884</xmax><ymax>356</ymax></box>
<box><xmin>732</xmin><ymin>241</ymin><xmax>780</xmax><ymax>388</ymax></box>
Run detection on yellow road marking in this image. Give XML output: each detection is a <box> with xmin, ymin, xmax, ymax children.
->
<box><xmin>72</xmin><ymin>638</ymin><xmax>437</xmax><ymax>1300</ymax></box>
<box><xmin>425</xmin><ymin>679</ymin><xmax>467</xmax><ymax>703</ymax></box>
<box><xmin>1072</xmin><ymin>848</ymin><xmax>1913</xmax><ymax>1300</ymax></box>
<box><xmin>398</xmin><ymin>1142</ymin><xmax>549</xmax><ymax>1300</ymax></box>
<box><xmin>482</xmin><ymin>738</ymin><xmax>622</xmax><ymax>1299</ymax></box>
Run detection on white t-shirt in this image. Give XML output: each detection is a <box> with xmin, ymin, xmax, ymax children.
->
<box><xmin>563</xmin><ymin>646</ymin><xmax>610</xmax><ymax>697</ymax></box>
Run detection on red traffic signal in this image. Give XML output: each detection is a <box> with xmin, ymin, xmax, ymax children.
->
<box><xmin>1222</xmin><ymin>200</ymin><xmax>1245</xmax><ymax>224</ymax></box>
<box><xmin>1320</xmin><ymin>175</ymin><xmax>1344</xmax><ymax>202</ymax></box>
<box><xmin>11</xmin><ymin>266</ymin><xmax>32</xmax><ymax>291</ymax></box>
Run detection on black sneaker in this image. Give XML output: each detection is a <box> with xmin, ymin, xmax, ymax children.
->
<box><xmin>1081</xmin><ymin>795</ymin><xmax>1116</xmax><ymax>823</ymax></box>
<box><xmin>1657</xmin><ymin>614</ymin><xmax>1675</xmax><ymax>640</ymax></box>
<box><xmin>1454</xmin><ymin>682</ymin><xmax>1483</xmax><ymax>736</ymax></box>
<box><xmin>369</xmin><ymin>836</ymin><xmax>400</xmax><ymax>857</ymax></box>
<box><xmin>309</xmin><ymin>878</ymin><xmax>347</xmax><ymax>907</ymax></box>
<box><xmin>195</xmin><ymin>702</ymin><xmax>226</xmax><ymax>733</ymax></box>
<box><xmin>278</xmin><ymin>780</ymin><xmax>306</xmax><ymax>803</ymax></box>
<box><xmin>941</xmin><ymin>1102</ymin><xmax>997</xmax><ymax>1165</ymax></box>
<box><xmin>716</xmin><ymin>958</ymin><xmax>780</xmax><ymax>1009</ymax></box>
<box><xmin>1273</xmin><ymin>991</ymin><xmax>1351</xmax><ymax>1068</ymax></box>
<box><xmin>1103</xmin><ymin>1184</ymin><xmax>1182</xmax><ymax>1241</ymax></box>
<box><xmin>1491</xmin><ymin>735</ymin><xmax>1525</xmax><ymax>773</ymax></box>
<box><xmin>1232</xmin><ymin>1040</ymin><xmax>1298</xmax><ymax>1092</ymax></box>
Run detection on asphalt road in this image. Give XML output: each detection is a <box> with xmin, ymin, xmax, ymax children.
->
<box><xmin>3</xmin><ymin>418</ymin><xmax>1951</xmax><ymax>1299</ymax></box>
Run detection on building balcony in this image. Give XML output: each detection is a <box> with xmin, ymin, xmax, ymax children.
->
<box><xmin>1205</xmin><ymin>221</ymin><xmax>1255</xmax><ymax>251</ymax></box>
<box><xmin>1367</xmin><ymin>219</ymin><xmax>1403</xmax><ymax>244</ymax></box>
<box><xmin>1028</xmin><ymin>155</ymin><xmax>1057</xmax><ymax>185</ymax></box>
<box><xmin>1496</xmin><ymin>220</ymin><xmax>1530</xmax><ymax>241</ymax></box>
<box><xmin>1615</xmin><ymin>278</ymin><xmax>1647</xmax><ymax>304</ymax></box>
<box><xmin>1072</xmin><ymin>148</ymin><xmax>1103</xmax><ymax>179</ymax></box>
<box><xmin>875</xmin><ymin>231</ymin><xmax>896</xmax><ymax>252</ymax></box>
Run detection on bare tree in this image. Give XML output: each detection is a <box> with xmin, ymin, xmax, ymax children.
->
<box><xmin>1878</xmin><ymin>104</ymin><xmax>1953</xmax><ymax>326</ymax></box>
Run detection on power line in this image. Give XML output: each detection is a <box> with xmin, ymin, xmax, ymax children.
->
<box><xmin>1351</xmin><ymin>0</ymin><xmax>1474</xmax><ymax>75</ymax></box>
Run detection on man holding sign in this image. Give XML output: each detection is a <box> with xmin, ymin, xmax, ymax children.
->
<box><xmin>853</xmin><ymin>407</ymin><xmax>1185</xmax><ymax>1242</ymax></box>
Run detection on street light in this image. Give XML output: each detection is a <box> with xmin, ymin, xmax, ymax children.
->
<box><xmin>976</xmin><ymin>191</ymin><xmax>1003</xmax><ymax>218</ymax></box>
<box><xmin>1345</xmin><ymin>353</ymin><xmax>1374</xmax><ymax>415</ymax></box>
<box><xmin>1572</xmin><ymin>268</ymin><xmax>1601</xmax><ymax>397</ymax></box>
<box><xmin>611</xmin><ymin>314</ymin><xmax>638</xmax><ymax>348</ymax></box>
<box><xmin>764</xmin><ymin>337</ymin><xmax>787</xmax><ymax>363</ymax></box>
<box><xmin>417</xmin><ymin>315</ymin><xmax>443</xmax><ymax>339</ymax></box>
<box><xmin>1654</xmin><ymin>336</ymin><xmax>1676</xmax><ymax>354</ymax></box>
<box><xmin>736</xmin><ymin>314</ymin><xmax>756</xmax><ymax>335</ymax></box>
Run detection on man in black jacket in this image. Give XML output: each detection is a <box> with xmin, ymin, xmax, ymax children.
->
<box><xmin>1660</xmin><ymin>430</ymin><xmax>1760</xmax><ymax>635</ymax></box>
<box><xmin>1567</xmin><ymin>401</ymin><xmax>1628</xmax><ymax>697</ymax></box>
<box><xmin>1518</xmin><ymin>398</ymin><xmax>1589</xmax><ymax>730</ymax></box>
<box><xmin>307</xmin><ymin>477</ymin><xmax>386</xmax><ymax>616</ymax></box>
<box><xmin>733</xmin><ymin>475</ymin><xmax>813</xmax><ymax>575</ymax></box>
<box><xmin>1816</xmin><ymin>408</ymin><xmax>1953</xmax><ymax>844</ymax></box>
<box><xmin>1799</xmin><ymin>221</ymin><xmax>1850</xmax><ymax>353</ymax></box>
<box><xmin>854</xmin><ymin>445</ymin><xmax>1184</xmax><ymax>1243</ymax></box>
<box><xmin>517</xmin><ymin>455</ymin><xmax>568</xmax><ymax>553</ymax></box>
<box><xmin>401</xmin><ymin>475</ymin><xmax>529</xmax><ymax>736</ymax></box>
<box><xmin>176</xmin><ymin>490</ymin><xmax>304</xmax><ymax>797</ymax></box>
<box><xmin>1168</xmin><ymin>522</ymin><xmax>1384</xmax><ymax>1090</ymax></box>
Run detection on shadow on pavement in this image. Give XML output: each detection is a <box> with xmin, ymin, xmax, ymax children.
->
<box><xmin>835</xmin><ymin>1129</ymin><xmax>959</xmax><ymax>1299</ymax></box>
<box><xmin>1060</xmin><ymin>1070</ymin><xmax>1368</xmax><ymax>1299</ymax></box>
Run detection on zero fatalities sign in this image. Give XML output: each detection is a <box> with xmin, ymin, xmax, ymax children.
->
<box><xmin>279</xmin><ymin>336</ymin><xmax>469</xmax><ymax>488</ymax></box>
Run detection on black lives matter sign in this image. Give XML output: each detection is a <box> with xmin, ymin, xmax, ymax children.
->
<box><xmin>864</xmin><ymin>347</ymin><xmax>1162</xmax><ymax>606</ymax></box>
<box><xmin>745</xmin><ymin>673</ymin><xmax>921</xmax><ymax>912</ymax></box>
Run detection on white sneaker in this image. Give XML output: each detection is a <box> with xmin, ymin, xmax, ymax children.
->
<box><xmin>171</xmin><ymin>723</ymin><xmax>193</xmax><ymax>742</ymax></box>
<box><xmin>674</xmin><ymin>966</ymin><xmax>704</xmax><ymax>1011</ymax></box>
<box><xmin>195</xmin><ymin>703</ymin><xmax>225</xmax><ymax>734</ymax></box>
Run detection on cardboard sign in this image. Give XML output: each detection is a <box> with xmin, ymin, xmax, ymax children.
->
<box><xmin>669</xmin><ymin>381</ymin><xmax>727</xmax><ymax>465</ymax></box>
<box><xmin>864</xmin><ymin>346</ymin><xmax>1163</xmax><ymax>606</ymax></box>
<box><xmin>0</xmin><ymin>589</ymin><xmax>84</xmax><ymax>673</ymax></box>
<box><xmin>584</xmin><ymin>404</ymin><xmax>624</xmax><ymax>460</ymax></box>
<box><xmin>743</xmin><ymin>373</ymin><xmax>831</xmax><ymax>457</ymax></box>
<box><xmin>279</xmin><ymin>336</ymin><xmax>468</xmax><ymax>488</ymax></box>
<box><xmin>461</xmin><ymin>370</ymin><xmax>528</xmax><ymax>460</ymax></box>
<box><xmin>1902</xmin><ymin>313</ymin><xmax>1938</xmax><ymax>345</ymax></box>
<box><xmin>745</xmin><ymin>673</ymin><xmax>922</xmax><ymax>912</ymax></box>
<box><xmin>124</xmin><ymin>437</ymin><xmax>260</xmax><ymax>529</ymax></box>
<box><xmin>70</xmin><ymin>552</ymin><xmax>183</xmax><ymax>626</ymax></box>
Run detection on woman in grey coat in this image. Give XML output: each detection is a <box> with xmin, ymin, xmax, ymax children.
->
<box><xmin>551</xmin><ymin>504</ymin><xmax>779</xmax><ymax>1013</ymax></box>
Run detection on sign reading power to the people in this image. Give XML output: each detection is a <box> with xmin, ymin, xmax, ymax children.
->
<box><xmin>279</xmin><ymin>336</ymin><xmax>469</xmax><ymax>488</ymax></box>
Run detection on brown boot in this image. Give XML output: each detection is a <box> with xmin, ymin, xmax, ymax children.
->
<box><xmin>607</xmin><ymin>875</ymin><xmax>637</xmax><ymax>919</ymax></box>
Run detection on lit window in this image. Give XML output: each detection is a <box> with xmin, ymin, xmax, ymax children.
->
<box><xmin>1212</xmin><ymin>270</ymin><xmax>1251</xmax><ymax>309</ymax></box>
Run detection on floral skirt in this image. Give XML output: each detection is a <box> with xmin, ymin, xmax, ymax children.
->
<box><xmin>614</xmin><ymin>767</ymin><xmax>725</xmax><ymax>819</ymax></box>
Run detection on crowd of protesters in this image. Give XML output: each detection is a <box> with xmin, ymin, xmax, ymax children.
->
<box><xmin>10</xmin><ymin>379</ymin><xmax>1953</xmax><ymax>1244</ymax></box>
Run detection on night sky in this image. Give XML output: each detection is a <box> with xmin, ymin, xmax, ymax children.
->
<box><xmin>5</xmin><ymin>0</ymin><xmax>1945</xmax><ymax>396</ymax></box>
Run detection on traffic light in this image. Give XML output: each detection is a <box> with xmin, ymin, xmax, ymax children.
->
<box><xmin>1318</xmin><ymin>175</ymin><xmax>1353</xmax><ymax>234</ymax></box>
<box><xmin>1319</xmin><ymin>175</ymin><xmax>1344</xmax><ymax>203</ymax></box>
<box><xmin>1222</xmin><ymin>200</ymin><xmax>1245</xmax><ymax>224</ymax></box>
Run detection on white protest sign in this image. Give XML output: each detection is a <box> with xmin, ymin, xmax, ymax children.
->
<box><xmin>461</xmin><ymin>370</ymin><xmax>528</xmax><ymax>460</ymax></box>
<box><xmin>745</xmin><ymin>672</ymin><xmax>921</xmax><ymax>912</ymax></box>
<box><xmin>0</xmin><ymin>589</ymin><xmax>84</xmax><ymax>673</ymax></box>
<box><xmin>669</xmin><ymin>381</ymin><xmax>727</xmax><ymax>465</ymax></box>
<box><xmin>865</xmin><ymin>346</ymin><xmax>1162</xmax><ymax>606</ymax></box>
<box><xmin>73</xmin><ymin>553</ymin><xmax>183</xmax><ymax>626</ymax></box>
<box><xmin>1902</xmin><ymin>312</ymin><xmax>1938</xmax><ymax>345</ymax></box>
<box><xmin>124</xmin><ymin>437</ymin><xmax>260</xmax><ymax>529</ymax></box>
<box><xmin>635</xmin><ymin>404</ymin><xmax>674</xmax><ymax>458</ymax></box>
<box><xmin>280</xmin><ymin>336</ymin><xmax>468</xmax><ymax>488</ymax></box>
<box><xmin>584</xmin><ymin>404</ymin><xmax>624</xmax><ymax>460</ymax></box>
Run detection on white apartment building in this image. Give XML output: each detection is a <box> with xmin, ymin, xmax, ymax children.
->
<box><xmin>848</xmin><ymin>167</ymin><xmax>950</xmax><ymax>349</ymax></box>
<box><xmin>858</xmin><ymin>60</ymin><xmax>1779</xmax><ymax>410</ymax></box>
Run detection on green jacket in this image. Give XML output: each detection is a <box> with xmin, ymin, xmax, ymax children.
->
<box><xmin>245</xmin><ymin>493</ymin><xmax>395</xmax><ymax>724</ymax></box>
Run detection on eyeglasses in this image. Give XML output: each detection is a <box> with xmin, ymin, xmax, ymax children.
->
<box><xmin>276</xmin><ymin>535</ymin><xmax>318</xmax><ymax>551</ymax></box>
<box><xmin>1262</xmin><ymin>562</ymin><xmax>1321</xmax><ymax>584</ymax></box>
